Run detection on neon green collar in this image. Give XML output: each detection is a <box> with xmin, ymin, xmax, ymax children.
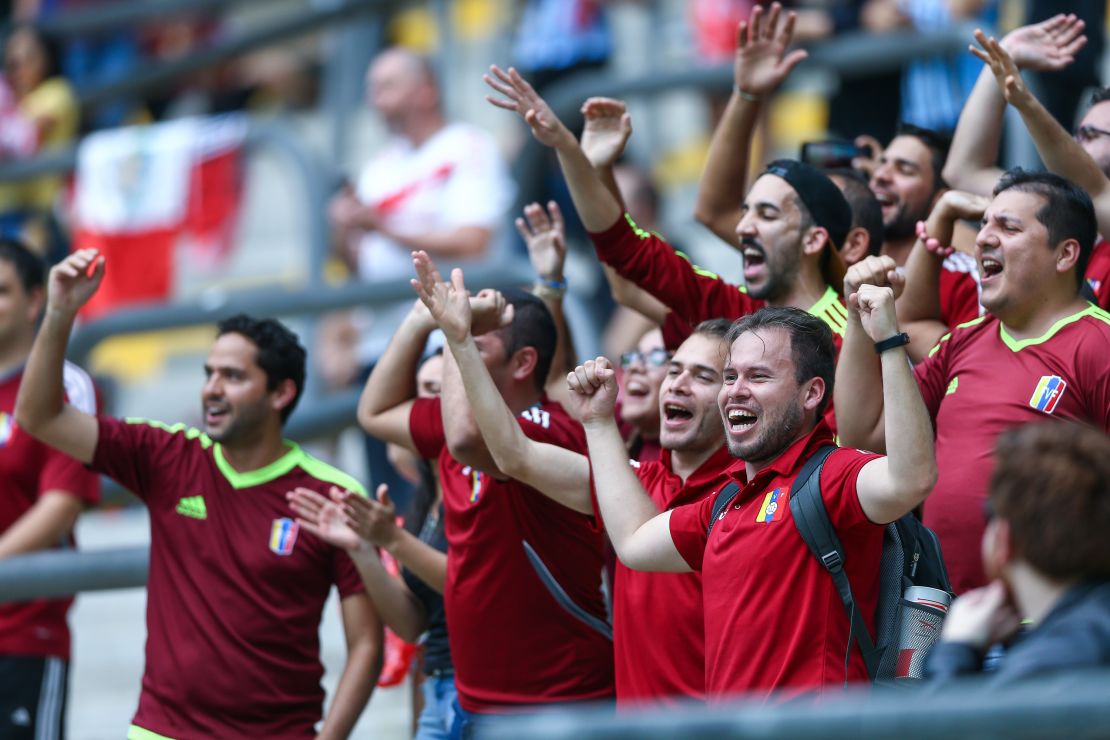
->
<box><xmin>999</xmin><ymin>303</ymin><xmax>1100</xmax><ymax>352</ymax></box>
<box><xmin>213</xmin><ymin>441</ymin><xmax>303</xmax><ymax>489</ymax></box>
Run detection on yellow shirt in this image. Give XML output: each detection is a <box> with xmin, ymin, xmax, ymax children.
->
<box><xmin>0</xmin><ymin>76</ymin><xmax>79</xmax><ymax>211</ymax></box>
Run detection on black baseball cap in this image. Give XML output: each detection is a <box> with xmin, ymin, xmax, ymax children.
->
<box><xmin>762</xmin><ymin>159</ymin><xmax>853</xmax><ymax>290</ymax></box>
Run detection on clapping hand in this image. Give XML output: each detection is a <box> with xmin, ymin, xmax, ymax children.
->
<box><xmin>998</xmin><ymin>14</ymin><xmax>1086</xmax><ymax>72</ymax></box>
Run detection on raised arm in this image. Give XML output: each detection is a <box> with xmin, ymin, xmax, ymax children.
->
<box><xmin>972</xmin><ymin>29</ymin><xmax>1110</xmax><ymax>236</ymax></box>
<box><xmin>411</xmin><ymin>252</ymin><xmax>592</xmax><ymax>513</ymax></box>
<box><xmin>944</xmin><ymin>15</ymin><xmax>1087</xmax><ymax>195</ymax></box>
<box><xmin>833</xmin><ymin>256</ymin><xmax>903</xmax><ymax>453</ymax></box>
<box><xmin>899</xmin><ymin>191</ymin><xmax>989</xmax><ymax>360</ymax></box>
<box><xmin>578</xmin><ymin>98</ymin><xmax>670</xmax><ymax>326</ymax></box>
<box><xmin>850</xmin><ymin>284</ymin><xmax>938</xmax><ymax>524</ymax></box>
<box><xmin>484</xmin><ymin>65</ymin><xmax>623</xmax><ymax>233</ymax></box>
<box><xmin>695</xmin><ymin>2</ymin><xmax>807</xmax><ymax>246</ymax></box>
<box><xmin>566</xmin><ymin>357</ymin><xmax>689</xmax><ymax>572</ymax></box>
<box><xmin>517</xmin><ymin>200</ymin><xmax>577</xmax><ymax>401</ymax></box>
<box><xmin>356</xmin><ymin>299</ymin><xmax>436</xmax><ymax>452</ymax></box>
<box><xmin>14</xmin><ymin>250</ymin><xmax>103</xmax><ymax>464</ymax></box>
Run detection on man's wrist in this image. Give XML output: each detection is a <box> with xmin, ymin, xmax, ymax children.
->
<box><xmin>874</xmin><ymin>331</ymin><xmax>910</xmax><ymax>354</ymax></box>
<box><xmin>732</xmin><ymin>84</ymin><xmax>762</xmax><ymax>102</ymax></box>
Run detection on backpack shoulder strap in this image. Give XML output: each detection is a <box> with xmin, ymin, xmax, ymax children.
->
<box><xmin>788</xmin><ymin>445</ymin><xmax>882</xmax><ymax>680</ymax></box>
<box><xmin>705</xmin><ymin>481</ymin><xmax>742</xmax><ymax>538</ymax></box>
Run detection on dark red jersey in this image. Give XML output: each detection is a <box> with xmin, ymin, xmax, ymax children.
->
<box><xmin>669</xmin><ymin>423</ymin><xmax>883</xmax><ymax>701</ymax></box>
<box><xmin>409</xmin><ymin>396</ymin><xmax>614</xmax><ymax>712</ymax></box>
<box><xmin>915</xmin><ymin>307</ymin><xmax>1110</xmax><ymax>594</ymax></box>
<box><xmin>91</xmin><ymin>417</ymin><xmax>365</xmax><ymax>739</ymax></box>
<box><xmin>1086</xmin><ymin>238</ymin><xmax>1110</xmax><ymax>310</ymax></box>
<box><xmin>0</xmin><ymin>364</ymin><xmax>99</xmax><ymax>661</ymax></box>
<box><xmin>598</xmin><ymin>446</ymin><xmax>735</xmax><ymax>706</ymax></box>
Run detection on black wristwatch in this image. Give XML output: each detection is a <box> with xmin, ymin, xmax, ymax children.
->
<box><xmin>874</xmin><ymin>332</ymin><xmax>910</xmax><ymax>354</ymax></box>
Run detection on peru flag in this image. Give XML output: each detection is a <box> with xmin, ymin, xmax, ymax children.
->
<box><xmin>72</xmin><ymin>115</ymin><xmax>246</xmax><ymax>318</ymax></box>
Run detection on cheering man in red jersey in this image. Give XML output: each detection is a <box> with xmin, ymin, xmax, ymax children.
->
<box><xmin>16</xmin><ymin>249</ymin><xmax>383</xmax><ymax>740</ymax></box>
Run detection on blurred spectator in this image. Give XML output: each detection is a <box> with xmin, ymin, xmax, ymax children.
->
<box><xmin>927</xmin><ymin>421</ymin><xmax>1110</xmax><ymax>684</ymax></box>
<box><xmin>0</xmin><ymin>238</ymin><xmax>99</xmax><ymax>740</ymax></box>
<box><xmin>895</xmin><ymin>0</ymin><xmax>998</xmax><ymax>134</ymax></box>
<box><xmin>511</xmin><ymin>0</ymin><xmax>611</xmax><ymax>94</ymax></box>
<box><xmin>322</xmin><ymin>46</ymin><xmax>512</xmax><ymax>506</ymax></box>
<box><xmin>0</xmin><ymin>24</ymin><xmax>78</xmax><ymax>261</ymax></box>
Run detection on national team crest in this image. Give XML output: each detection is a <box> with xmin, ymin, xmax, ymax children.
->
<box><xmin>0</xmin><ymin>412</ymin><xmax>13</xmax><ymax>448</ymax></box>
<box><xmin>269</xmin><ymin>518</ymin><xmax>300</xmax><ymax>556</ymax></box>
<box><xmin>462</xmin><ymin>466</ymin><xmax>483</xmax><ymax>504</ymax></box>
<box><xmin>1029</xmin><ymin>375</ymin><xmax>1067</xmax><ymax>414</ymax></box>
<box><xmin>756</xmin><ymin>487</ymin><xmax>789</xmax><ymax>523</ymax></box>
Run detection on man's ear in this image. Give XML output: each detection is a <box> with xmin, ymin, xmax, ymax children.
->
<box><xmin>802</xmin><ymin>226</ymin><xmax>831</xmax><ymax>258</ymax></box>
<box><xmin>800</xmin><ymin>376</ymin><xmax>826</xmax><ymax>415</ymax></box>
<box><xmin>510</xmin><ymin>346</ymin><xmax>539</xmax><ymax>386</ymax></box>
<box><xmin>1055</xmin><ymin>238</ymin><xmax>1081</xmax><ymax>276</ymax></box>
<box><xmin>270</xmin><ymin>378</ymin><xmax>298</xmax><ymax>417</ymax></box>
<box><xmin>838</xmin><ymin>226</ymin><xmax>870</xmax><ymax>267</ymax></box>
<box><xmin>982</xmin><ymin>517</ymin><xmax>1013</xmax><ymax>580</ymax></box>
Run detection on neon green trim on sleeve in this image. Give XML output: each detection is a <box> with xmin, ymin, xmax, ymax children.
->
<box><xmin>998</xmin><ymin>304</ymin><xmax>1100</xmax><ymax>352</ymax></box>
<box><xmin>927</xmin><ymin>333</ymin><xmax>952</xmax><ymax>358</ymax></box>
<box><xmin>123</xmin><ymin>418</ymin><xmax>213</xmax><ymax>449</ymax></box>
<box><xmin>128</xmin><ymin>724</ymin><xmax>177</xmax><ymax>740</ymax></box>
<box><xmin>673</xmin><ymin>250</ymin><xmax>725</xmax><ymax>281</ymax></box>
<box><xmin>954</xmin><ymin>316</ymin><xmax>988</xmax><ymax>331</ymax></box>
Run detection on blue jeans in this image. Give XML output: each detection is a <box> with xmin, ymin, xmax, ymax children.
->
<box><xmin>416</xmin><ymin>674</ymin><xmax>457</xmax><ymax>740</ymax></box>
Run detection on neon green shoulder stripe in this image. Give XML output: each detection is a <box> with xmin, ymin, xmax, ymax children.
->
<box><xmin>807</xmin><ymin>285</ymin><xmax>847</xmax><ymax>336</ymax></box>
<box><xmin>298</xmin><ymin>451</ymin><xmax>368</xmax><ymax>497</ymax></box>
<box><xmin>1088</xmin><ymin>303</ymin><xmax>1110</xmax><ymax>326</ymax></box>
<box><xmin>955</xmin><ymin>315</ymin><xmax>988</xmax><ymax>331</ymax></box>
<box><xmin>123</xmin><ymin>418</ymin><xmax>213</xmax><ymax>449</ymax></box>
<box><xmin>999</xmin><ymin>304</ymin><xmax>1100</xmax><ymax>352</ymax></box>
<box><xmin>926</xmin><ymin>315</ymin><xmax>988</xmax><ymax>357</ymax></box>
<box><xmin>128</xmin><ymin>725</ymin><xmax>176</xmax><ymax>740</ymax></box>
<box><xmin>623</xmin><ymin>213</ymin><xmax>664</xmax><ymax>241</ymax></box>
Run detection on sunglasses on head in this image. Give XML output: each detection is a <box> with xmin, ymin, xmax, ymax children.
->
<box><xmin>619</xmin><ymin>348</ymin><xmax>672</xmax><ymax>369</ymax></box>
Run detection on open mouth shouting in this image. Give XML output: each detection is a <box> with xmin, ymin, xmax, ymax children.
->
<box><xmin>662</xmin><ymin>399</ymin><xmax>695</xmax><ymax>430</ymax></box>
<box><xmin>741</xmin><ymin>238</ymin><xmax>767</xmax><ymax>284</ymax></box>
<box><xmin>724</xmin><ymin>406</ymin><xmax>757</xmax><ymax>436</ymax></box>
<box><xmin>979</xmin><ymin>255</ymin><xmax>1003</xmax><ymax>284</ymax></box>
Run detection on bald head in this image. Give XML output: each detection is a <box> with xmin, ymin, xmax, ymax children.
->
<box><xmin>367</xmin><ymin>47</ymin><xmax>440</xmax><ymax>134</ymax></box>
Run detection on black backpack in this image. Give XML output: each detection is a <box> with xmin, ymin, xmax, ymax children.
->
<box><xmin>707</xmin><ymin>445</ymin><xmax>953</xmax><ymax>683</ymax></box>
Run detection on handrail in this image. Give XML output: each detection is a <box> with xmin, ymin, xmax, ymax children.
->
<box><xmin>66</xmin><ymin>263</ymin><xmax>534</xmax><ymax>367</ymax></box>
<box><xmin>480</xmin><ymin>670</ymin><xmax>1110</xmax><ymax>739</ymax></box>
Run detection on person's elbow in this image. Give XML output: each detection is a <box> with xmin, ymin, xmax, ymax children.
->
<box><xmin>444</xmin><ymin>423</ymin><xmax>486</xmax><ymax>468</ymax></box>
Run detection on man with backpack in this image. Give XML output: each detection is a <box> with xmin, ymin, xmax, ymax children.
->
<box><xmin>571</xmin><ymin>298</ymin><xmax>938</xmax><ymax>701</ymax></box>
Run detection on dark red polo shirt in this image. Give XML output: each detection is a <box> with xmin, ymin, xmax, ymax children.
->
<box><xmin>592</xmin><ymin>446</ymin><xmax>737</xmax><ymax>707</ymax></box>
<box><xmin>668</xmin><ymin>422</ymin><xmax>883</xmax><ymax>701</ymax></box>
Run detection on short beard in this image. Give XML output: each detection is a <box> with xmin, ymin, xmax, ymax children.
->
<box><xmin>727</xmin><ymin>398</ymin><xmax>804</xmax><ymax>466</ymax></box>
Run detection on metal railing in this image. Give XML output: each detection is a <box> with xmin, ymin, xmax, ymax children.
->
<box><xmin>0</xmin><ymin>262</ymin><xmax>535</xmax><ymax>604</ymax></box>
<box><xmin>480</xmin><ymin>670</ymin><xmax>1110</xmax><ymax>739</ymax></box>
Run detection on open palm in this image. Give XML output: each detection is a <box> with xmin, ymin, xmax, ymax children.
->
<box><xmin>411</xmin><ymin>250</ymin><xmax>472</xmax><ymax>344</ymax></box>
<box><xmin>1000</xmin><ymin>13</ymin><xmax>1086</xmax><ymax>72</ymax></box>
<box><xmin>733</xmin><ymin>3</ymin><xmax>808</xmax><ymax>97</ymax></box>
<box><xmin>580</xmin><ymin>97</ymin><xmax>632</xmax><ymax>168</ymax></box>
<box><xmin>287</xmin><ymin>487</ymin><xmax>364</xmax><ymax>552</ymax></box>
<box><xmin>484</xmin><ymin>65</ymin><xmax>572</xmax><ymax>149</ymax></box>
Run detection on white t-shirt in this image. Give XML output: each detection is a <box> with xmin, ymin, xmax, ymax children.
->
<box><xmin>354</xmin><ymin>122</ymin><xmax>514</xmax><ymax>282</ymax></box>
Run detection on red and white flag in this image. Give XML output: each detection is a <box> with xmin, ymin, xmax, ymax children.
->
<box><xmin>72</xmin><ymin>114</ymin><xmax>247</xmax><ymax>318</ymax></box>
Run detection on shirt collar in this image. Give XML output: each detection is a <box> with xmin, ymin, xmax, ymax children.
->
<box><xmin>727</xmin><ymin>420</ymin><xmax>835</xmax><ymax>490</ymax></box>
